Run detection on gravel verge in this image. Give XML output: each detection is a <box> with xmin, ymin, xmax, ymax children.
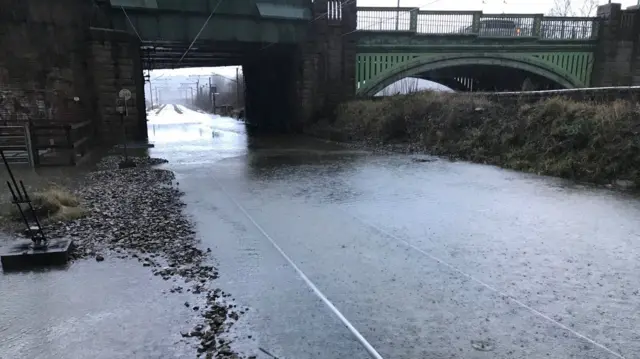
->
<box><xmin>40</xmin><ymin>155</ymin><xmax>252</xmax><ymax>359</ymax></box>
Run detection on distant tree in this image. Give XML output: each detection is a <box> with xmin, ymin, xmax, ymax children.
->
<box><xmin>548</xmin><ymin>0</ymin><xmax>598</xmax><ymax>16</ymax></box>
<box><xmin>380</xmin><ymin>84</ymin><xmax>395</xmax><ymax>96</ymax></box>
<box><xmin>400</xmin><ymin>77</ymin><xmax>420</xmax><ymax>94</ymax></box>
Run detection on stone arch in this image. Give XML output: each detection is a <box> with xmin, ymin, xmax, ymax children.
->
<box><xmin>357</xmin><ymin>53</ymin><xmax>583</xmax><ymax>96</ymax></box>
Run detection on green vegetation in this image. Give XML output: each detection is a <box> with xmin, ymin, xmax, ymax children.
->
<box><xmin>326</xmin><ymin>92</ymin><xmax>640</xmax><ymax>186</ymax></box>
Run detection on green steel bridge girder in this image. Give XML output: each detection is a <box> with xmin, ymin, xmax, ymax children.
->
<box><xmin>355</xmin><ymin>33</ymin><xmax>597</xmax><ymax>95</ymax></box>
<box><xmin>355</xmin><ymin>51</ymin><xmax>596</xmax><ymax>96</ymax></box>
<box><xmin>109</xmin><ymin>0</ymin><xmax>312</xmax><ymax>44</ymax></box>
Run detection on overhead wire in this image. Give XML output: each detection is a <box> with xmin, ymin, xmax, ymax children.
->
<box><xmin>257</xmin><ymin>0</ymin><xmax>359</xmax><ymax>52</ymax></box>
<box><xmin>210</xmin><ymin>73</ymin><xmax>239</xmax><ymax>83</ymax></box>
<box><xmin>120</xmin><ymin>6</ymin><xmax>143</xmax><ymax>42</ymax></box>
<box><xmin>177</xmin><ymin>0</ymin><xmax>226</xmax><ymax>66</ymax></box>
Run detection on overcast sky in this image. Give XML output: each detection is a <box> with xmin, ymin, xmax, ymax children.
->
<box><xmin>360</xmin><ymin>0</ymin><xmax>636</xmax><ymax>13</ymax></box>
<box><xmin>152</xmin><ymin>0</ymin><xmax>637</xmax><ymax>79</ymax></box>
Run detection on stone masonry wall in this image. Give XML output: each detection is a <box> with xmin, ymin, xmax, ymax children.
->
<box><xmin>0</xmin><ymin>0</ymin><xmax>92</xmax><ymax>124</ymax></box>
<box><xmin>295</xmin><ymin>0</ymin><xmax>357</xmax><ymax>126</ymax></box>
<box><xmin>89</xmin><ymin>28</ymin><xmax>147</xmax><ymax>143</ymax></box>
<box><xmin>593</xmin><ymin>4</ymin><xmax>640</xmax><ymax>86</ymax></box>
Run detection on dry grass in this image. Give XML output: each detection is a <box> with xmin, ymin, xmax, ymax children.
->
<box><xmin>333</xmin><ymin>91</ymin><xmax>640</xmax><ymax>186</ymax></box>
<box><xmin>5</xmin><ymin>186</ymin><xmax>87</xmax><ymax>222</ymax></box>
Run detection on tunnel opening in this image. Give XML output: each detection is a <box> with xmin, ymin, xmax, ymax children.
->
<box><xmin>141</xmin><ymin>42</ymin><xmax>303</xmax><ymax>135</ymax></box>
<box><xmin>418</xmin><ymin>64</ymin><xmax>567</xmax><ymax>92</ymax></box>
<box><xmin>372</xmin><ymin>64</ymin><xmax>567</xmax><ymax>97</ymax></box>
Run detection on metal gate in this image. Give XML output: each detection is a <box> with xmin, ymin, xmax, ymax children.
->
<box><xmin>0</xmin><ymin>87</ymin><xmax>92</xmax><ymax>167</ymax></box>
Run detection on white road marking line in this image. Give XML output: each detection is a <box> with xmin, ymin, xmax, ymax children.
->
<box><xmin>346</xmin><ymin>210</ymin><xmax>627</xmax><ymax>359</ymax></box>
<box><xmin>213</xmin><ymin>177</ymin><xmax>385</xmax><ymax>359</ymax></box>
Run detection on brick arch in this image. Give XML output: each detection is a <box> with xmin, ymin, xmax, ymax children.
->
<box><xmin>356</xmin><ymin>53</ymin><xmax>583</xmax><ymax>96</ymax></box>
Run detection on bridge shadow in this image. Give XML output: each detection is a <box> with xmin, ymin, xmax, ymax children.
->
<box><xmin>242</xmin><ymin>132</ymin><xmax>367</xmax><ymax>183</ymax></box>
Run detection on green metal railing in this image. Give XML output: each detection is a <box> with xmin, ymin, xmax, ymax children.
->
<box><xmin>356</xmin><ymin>7</ymin><xmax>600</xmax><ymax>40</ymax></box>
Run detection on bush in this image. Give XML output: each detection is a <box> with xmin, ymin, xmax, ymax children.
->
<box><xmin>332</xmin><ymin>92</ymin><xmax>640</xmax><ymax>186</ymax></box>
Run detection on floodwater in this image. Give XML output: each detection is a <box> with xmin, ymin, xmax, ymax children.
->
<box><xmin>3</xmin><ymin>103</ymin><xmax>640</xmax><ymax>359</ymax></box>
<box><xmin>0</xmin><ymin>259</ymin><xmax>198</xmax><ymax>359</ymax></box>
<box><xmin>148</xmin><ymin>105</ymin><xmax>640</xmax><ymax>359</ymax></box>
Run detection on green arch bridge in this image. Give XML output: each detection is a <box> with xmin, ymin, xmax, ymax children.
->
<box><xmin>90</xmin><ymin>1</ymin><xmax>636</xmax><ymax>133</ymax></box>
<box><xmin>108</xmin><ymin>1</ymin><xmax>612</xmax><ymax>95</ymax></box>
<box><xmin>354</xmin><ymin>7</ymin><xmax>602</xmax><ymax>95</ymax></box>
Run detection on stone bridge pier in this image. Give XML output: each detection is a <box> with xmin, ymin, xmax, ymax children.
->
<box><xmin>243</xmin><ymin>0</ymin><xmax>357</xmax><ymax>131</ymax></box>
<box><xmin>243</xmin><ymin>47</ymin><xmax>298</xmax><ymax>132</ymax></box>
<box><xmin>593</xmin><ymin>3</ymin><xmax>640</xmax><ymax>86</ymax></box>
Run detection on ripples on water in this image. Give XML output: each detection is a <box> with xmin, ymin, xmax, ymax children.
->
<box><xmin>4</xmin><ymin>104</ymin><xmax>640</xmax><ymax>359</ymax></box>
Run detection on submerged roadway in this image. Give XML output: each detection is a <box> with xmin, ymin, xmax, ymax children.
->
<box><xmin>2</xmin><ymin>104</ymin><xmax>639</xmax><ymax>359</ymax></box>
<box><xmin>150</xmin><ymin>105</ymin><xmax>640</xmax><ymax>359</ymax></box>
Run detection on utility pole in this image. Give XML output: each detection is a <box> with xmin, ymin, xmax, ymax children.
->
<box><xmin>151</xmin><ymin>78</ymin><xmax>170</xmax><ymax>106</ymax></box>
<box><xmin>214</xmin><ymin>90</ymin><xmax>217</xmax><ymax>114</ymax></box>
<box><xmin>180</xmin><ymin>82</ymin><xmax>197</xmax><ymax>106</ymax></box>
<box><xmin>147</xmin><ymin>72</ymin><xmax>154</xmax><ymax>109</ymax></box>
<box><xmin>235</xmin><ymin>67</ymin><xmax>240</xmax><ymax>108</ymax></box>
<box><xmin>195</xmin><ymin>78</ymin><xmax>199</xmax><ymax>107</ymax></box>
<box><xmin>208</xmin><ymin>76</ymin><xmax>213</xmax><ymax>112</ymax></box>
<box><xmin>396</xmin><ymin>0</ymin><xmax>400</xmax><ymax>30</ymax></box>
<box><xmin>153</xmin><ymin>86</ymin><xmax>170</xmax><ymax>105</ymax></box>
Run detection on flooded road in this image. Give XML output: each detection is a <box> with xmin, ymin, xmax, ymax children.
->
<box><xmin>149</xmin><ymin>105</ymin><xmax>640</xmax><ymax>359</ymax></box>
<box><xmin>2</xmin><ymin>103</ymin><xmax>639</xmax><ymax>359</ymax></box>
<box><xmin>0</xmin><ymin>258</ymin><xmax>197</xmax><ymax>359</ymax></box>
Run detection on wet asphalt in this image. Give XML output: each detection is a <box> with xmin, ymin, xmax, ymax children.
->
<box><xmin>3</xmin><ymin>104</ymin><xmax>640</xmax><ymax>359</ymax></box>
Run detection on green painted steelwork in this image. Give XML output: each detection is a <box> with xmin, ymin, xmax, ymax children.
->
<box><xmin>110</xmin><ymin>0</ymin><xmax>311</xmax><ymax>43</ymax></box>
<box><xmin>355</xmin><ymin>52</ymin><xmax>594</xmax><ymax>95</ymax></box>
<box><xmin>256</xmin><ymin>3</ymin><xmax>309</xmax><ymax>20</ymax></box>
<box><xmin>353</xmin><ymin>9</ymin><xmax>599</xmax><ymax>94</ymax></box>
<box><xmin>112</xmin><ymin>0</ymin><xmax>311</xmax><ymax>18</ymax></box>
<box><xmin>356</xmin><ymin>32</ymin><xmax>598</xmax><ymax>49</ymax></box>
<box><xmin>110</xmin><ymin>0</ymin><xmax>158</xmax><ymax>8</ymax></box>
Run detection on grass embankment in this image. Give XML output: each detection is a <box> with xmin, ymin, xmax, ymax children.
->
<box><xmin>324</xmin><ymin>91</ymin><xmax>640</xmax><ymax>186</ymax></box>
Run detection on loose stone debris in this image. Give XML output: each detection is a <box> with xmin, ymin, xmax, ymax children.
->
<box><xmin>471</xmin><ymin>339</ymin><xmax>495</xmax><ymax>351</ymax></box>
<box><xmin>40</xmin><ymin>155</ymin><xmax>251</xmax><ymax>358</ymax></box>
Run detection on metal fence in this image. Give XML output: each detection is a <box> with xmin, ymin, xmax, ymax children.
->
<box><xmin>540</xmin><ymin>17</ymin><xmax>598</xmax><ymax>40</ymax></box>
<box><xmin>0</xmin><ymin>87</ymin><xmax>94</xmax><ymax>166</ymax></box>
<box><xmin>356</xmin><ymin>8</ymin><xmax>599</xmax><ymax>40</ymax></box>
<box><xmin>356</xmin><ymin>7</ymin><xmax>413</xmax><ymax>31</ymax></box>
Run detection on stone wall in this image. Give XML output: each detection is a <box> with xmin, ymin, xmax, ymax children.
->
<box><xmin>0</xmin><ymin>0</ymin><xmax>92</xmax><ymax>124</ymax></box>
<box><xmin>243</xmin><ymin>0</ymin><xmax>357</xmax><ymax>131</ymax></box>
<box><xmin>593</xmin><ymin>4</ymin><xmax>640</xmax><ymax>86</ymax></box>
<box><xmin>243</xmin><ymin>48</ymin><xmax>299</xmax><ymax>131</ymax></box>
<box><xmin>295</xmin><ymin>0</ymin><xmax>357</xmax><ymax>126</ymax></box>
<box><xmin>0</xmin><ymin>0</ymin><xmax>147</xmax><ymax>149</ymax></box>
<box><xmin>88</xmin><ymin>28</ymin><xmax>147</xmax><ymax>143</ymax></box>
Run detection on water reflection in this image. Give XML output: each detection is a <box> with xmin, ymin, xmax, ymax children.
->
<box><xmin>7</xmin><ymin>104</ymin><xmax>640</xmax><ymax>359</ymax></box>
<box><xmin>151</xmin><ymin>106</ymin><xmax>640</xmax><ymax>359</ymax></box>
